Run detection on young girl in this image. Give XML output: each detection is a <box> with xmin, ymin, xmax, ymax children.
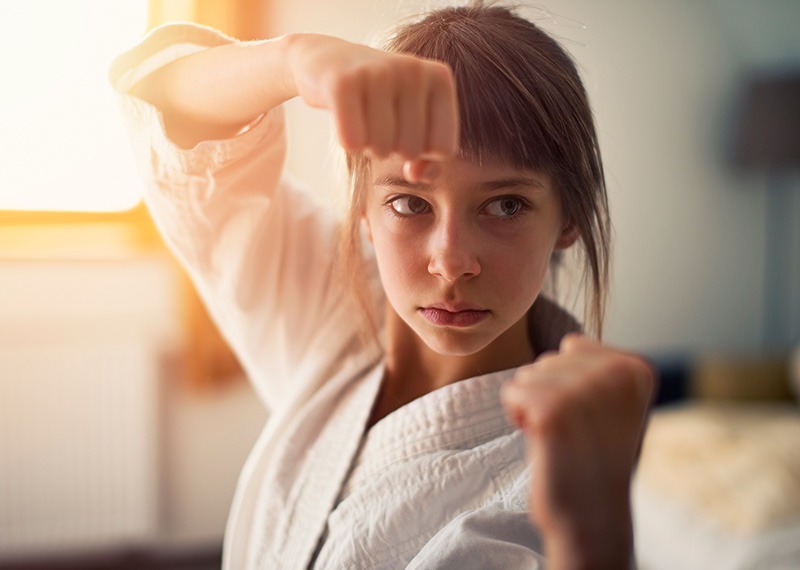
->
<box><xmin>110</xmin><ymin>2</ymin><xmax>655</xmax><ymax>568</ymax></box>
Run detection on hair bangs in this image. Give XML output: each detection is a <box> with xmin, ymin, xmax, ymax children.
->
<box><xmin>384</xmin><ymin>5</ymin><xmax>580</xmax><ymax>175</ymax></box>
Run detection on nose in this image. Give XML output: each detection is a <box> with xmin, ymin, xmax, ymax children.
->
<box><xmin>426</xmin><ymin>214</ymin><xmax>481</xmax><ymax>282</ymax></box>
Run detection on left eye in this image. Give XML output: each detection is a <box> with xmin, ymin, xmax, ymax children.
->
<box><xmin>485</xmin><ymin>197</ymin><xmax>523</xmax><ymax>217</ymax></box>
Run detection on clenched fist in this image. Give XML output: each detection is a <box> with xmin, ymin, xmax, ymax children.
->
<box><xmin>500</xmin><ymin>333</ymin><xmax>656</xmax><ymax>570</ymax></box>
<box><xmin>284</xmin><ymin>33</ymin><xmax>459</xmax><ymax>180</ymax></box>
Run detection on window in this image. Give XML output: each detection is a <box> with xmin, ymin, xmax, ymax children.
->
<box><xmin>0</xmin><ymin>1</ymin><xmax>148</xmax><ymax>212</ymax></box>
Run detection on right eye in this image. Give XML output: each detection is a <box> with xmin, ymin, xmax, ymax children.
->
<box><xmin>389</xmin><ymin>195</ymin><xmax>430</xmax><ymax>215</ymax></box>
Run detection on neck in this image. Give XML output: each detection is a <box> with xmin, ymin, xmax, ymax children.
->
<box><xmin>371</xmin><ymin>303</ymin><xmax>534</xmax><ymax>426</ymax></box>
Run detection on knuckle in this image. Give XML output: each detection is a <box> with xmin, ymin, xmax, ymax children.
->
<box><xmin>367</xmin><ymin>62</ymin><xmax>394</xmax><ymax>89</ymax></box>
<box><xmin>534</xmin><ymin>350</ymin><xmax>558</xmax><ymax>364</ymax></box>
<box><xmin>600</xmin><ymin>359</ymin><xmax>636</xmax><ymax>391</ymax></box>
<box><xmin>510</xmin><ymin>365</ymin><xmax>536</xmax><ymax>387</ymax></box>
<box><xmin>535</xmin><ymin>395</ymin><xmax>572</xmax><ymax>434</ymax></box>
<box><xmin>608</xmin><ymin>356</ymin><xmax>634</xmax><ymax>379</ymax></box>
<box><xmin>429</xmin><ymin>60</ymin><xmax>454</xmax><ymax>84</ymax></box>
<box><xmin>401</xmin><ymin>56</ymin><xmax>426</xmax><ymax>81</ymax></box>
<box><xmin>558</xmin><ymin>332</ymin><xmax>584</xmax><ymax>352</ymax></box>
<box><xmin>329</xmin><ymin>70</ymin><xmax>359</xmax><ymax>99</ymax></box>
<box><xmin>398</xmin><ymin>140</ymin><xmax>423</xmax><ymax>160</ymax></box>
<box><xmin>602</xmin><ymin>356</ymin><xmax>655</xmax><ymax>407</ymax></box>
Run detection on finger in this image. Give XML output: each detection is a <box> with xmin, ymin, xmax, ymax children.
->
<box><xmin>331</xmin><ymin>75</ymin><xmax>367</xmax><ymax>151</ymax></box>
<box><xmin>534</xmin><ymin>350</ymin><xmax>559</xmax><ymax>364</ymax></box>
<box><xmin>395</xmin><ymin>62</ymin><xmax>427</xmax><ymax>160</ymax></box>
<box><xmin>425</xmin><ymin>62</ymin><xmax>459</xmax><ymax>158</ymax></box>
<box><xmin>558</xmin><ymin>333</ymin><xmax>597</xmax><ymax>354</ymax></box>
<box><xmin>509</xmin><ymin>358</ymin><xmax>566</xmax><ymax>392</ymax></box>
<box><xmin>365</xmin><ymin>70</ymin><xmax>395</xmax><ymax>158</ymax></box>
<box><xmin>403</xmin><ymin>159</ymin><xmax>441</xmax><ymax>183</ymax></box>
<box><xmin>500</xmin><ymin>378</ymin><xmax>563</xmax><ymax>433</ymax></box>
<box><xmin>500</xmin><ymin>381</ymin><xmax>535</xmax><ymax>430</ymax></box>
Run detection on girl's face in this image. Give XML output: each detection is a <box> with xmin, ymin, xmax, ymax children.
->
<box><xmin>364</xmin><ymin>155</ymin><xmax>576</xmax><ymax>357</ymax></box>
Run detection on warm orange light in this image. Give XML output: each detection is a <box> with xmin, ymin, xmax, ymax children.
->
<box><xmin>0</xmin><ymin>1</ymin><xmax>148</xmax><ymax>212</ymax></box>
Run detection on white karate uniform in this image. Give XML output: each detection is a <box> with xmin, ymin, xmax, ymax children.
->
<box><xmin>109</xmin><ymin>23</ymin><xmax>580</xmax><ymax>570</ymax></box>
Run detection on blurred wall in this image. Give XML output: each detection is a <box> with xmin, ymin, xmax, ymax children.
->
<box><xmin>0</xmin><ymin>252</ymin><xmax>268</xmax><ymax>557</ymax></box>
<box><xmin>268</xmin><ymin>0</ymin><xmax>800</xmax><ymax>355</ymax></box>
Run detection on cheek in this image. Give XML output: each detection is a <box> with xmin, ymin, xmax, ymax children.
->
<box><xmin>485</xmin><ymin>230</ymin><xmax>556</xmax><ymax>297</ymax></box>
<box><xmin>367</xmin><ymin>218</ymin><xmax>426</xmax><ymax>295</ymax></box>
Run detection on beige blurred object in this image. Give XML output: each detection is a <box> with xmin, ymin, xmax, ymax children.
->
<box><xmin>147</xmin><ymin>0</ymin><xmax>271</xmax><ymax>40</ymax></box>
<box><xmin>690</xmin><ymin>353</ymin><xmax>794</xmax><ymax>401</ymax></box>
<box><xmin>637</xmin><ymin>402</ymin><xmax>800</xmax><ymax>534</ymax></box>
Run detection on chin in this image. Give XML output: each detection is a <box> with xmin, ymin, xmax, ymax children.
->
<box><xmin>418</xmin><ymin>329</ymin><xmax>495</xmax><ymax>357</ymax></box>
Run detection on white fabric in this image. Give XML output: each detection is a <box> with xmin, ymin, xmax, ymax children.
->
<box><xmin>108</xmin><ymin>23</ymin><xmax>579</xmax><ymax>570</ymax></box>
<box><xmin>314</xmin><ymin>366</ymin><xmax>542</xmax><ymax>569</ymax></box>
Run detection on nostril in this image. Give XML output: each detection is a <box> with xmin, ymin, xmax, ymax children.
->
<box><xmin>427</xmin><ymin>250</ymin><xmax>480</xmax><ymax>282</ymax></box>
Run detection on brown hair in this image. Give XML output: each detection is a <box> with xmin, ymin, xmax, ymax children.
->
<box><xmin>340</xmin><ymin>1</ymin><xmax>610</xmax><ymax>339</ymax></box>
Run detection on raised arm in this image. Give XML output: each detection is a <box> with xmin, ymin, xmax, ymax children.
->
<box><xmin>111</xmin><ymin>25</ymin><xmax>460</xmax><ymax>411</ymax></box>
<box><xmin>129</xmin><ymin>32</ymin><xmax>459</xmax><ymax>165</ymax></box>
<box><xmin>128</xmin><ymin>37</ymin><xmax>296</xmax><ymax>148</ymax></box>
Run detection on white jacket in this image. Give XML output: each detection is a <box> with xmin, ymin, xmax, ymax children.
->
<box><xmin>110</xmin><ymin>23</ymin><xmax>579</xmax><ymax>570</ymax></box>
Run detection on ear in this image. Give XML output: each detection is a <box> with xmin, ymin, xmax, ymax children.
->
<box><xmin>554</xmin><ymin>220</ymin><xmax>579</xmax><ymax>250</ymax></box>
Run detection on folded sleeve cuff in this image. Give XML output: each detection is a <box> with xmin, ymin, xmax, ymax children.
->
<box><xmin>108</xmin><ymin>21</ymin><xmax>283</xmax><ymax>175</ymax></box>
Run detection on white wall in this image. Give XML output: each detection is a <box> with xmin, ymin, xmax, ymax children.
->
<box><xmin>268</xmin><ymin>0</ymin><xmax>800</xmax><ymax>355</ymax></box>
<box><xmin>0</xmin><ymin>250</ymin><xmax>267</xmax><ymax>557</ymax></box>
<box><xmin>159</xmin><ymin>375</ymin><xmax>266</xmax><ymax>546</ymax></box>
<box><xmin>0</xmin><ymin>256</ymin><xmax>176</xmax><ymax>557</ymax></box>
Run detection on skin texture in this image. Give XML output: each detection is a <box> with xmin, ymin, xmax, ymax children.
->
<box><xmin>130</xmin><ymin>31</ymin><xmax>656</xmax><ymax>569</ymax></box>
<box><xmin>365</xmin><ymin>155</ymin><xmax>575</xmax><ymax>388</ymax></box>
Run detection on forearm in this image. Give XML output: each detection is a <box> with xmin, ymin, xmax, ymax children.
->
<box><xmin>129</xmin><ymin>35</ymin><xmax>297</xmax><ymax>148</ymax></box>
<box><xmin>125</xmin><ymin>25</ymin><xmax>457</xmax><ymax>159</ymax></box>
<box><xmin>544</xmin><ymin>507</ymin><xmax>633</xmax><ymax>570</ymax></box>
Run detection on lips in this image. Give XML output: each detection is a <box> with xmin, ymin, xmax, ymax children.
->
<box><xmin>419</xmin><ymin>302</ymin><xmax>490</xmax><ymax>327</ymax></box>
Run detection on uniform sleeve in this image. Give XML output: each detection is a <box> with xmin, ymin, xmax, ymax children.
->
<box><xmin>108</xmin><ymin>23</ymin><xmax>370</xmax><ymax>412</ymax></box>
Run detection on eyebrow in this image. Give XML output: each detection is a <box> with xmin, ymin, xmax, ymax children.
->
<box><xmin>372</xmin><ymin>175</ymin><xmax>547</xmax><ymax>192</ymax></box>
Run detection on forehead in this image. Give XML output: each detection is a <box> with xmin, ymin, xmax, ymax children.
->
<box><xmin>370</xmin><ymin>156</ymin><xmax>553</xmax><ymax>193</ymax></box>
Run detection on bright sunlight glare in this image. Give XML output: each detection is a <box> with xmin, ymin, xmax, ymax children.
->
<box><xmin>0</xmin><ymin>1</ymin><xmax>148</xmax><ymax>212</ymax></box>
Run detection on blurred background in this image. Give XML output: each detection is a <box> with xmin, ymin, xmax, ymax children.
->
<box><xmin>0</xmin><ymin>0</ymin><xmax>798</xmax><ymax>569</ymax></box>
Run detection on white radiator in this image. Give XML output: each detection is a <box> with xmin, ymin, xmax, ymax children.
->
<box><xmin>0</xmin><ymin>340</ymin><xmax>161</xmax><ymax>557</ymax></box>
<box><xmin>0</xmin><ymin>256</ymin><xmax>178</xmax><ymax>559</ymax></box>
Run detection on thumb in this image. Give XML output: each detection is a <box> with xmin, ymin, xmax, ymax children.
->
<box><xmin>403</xmin><ymin>159</ymin><xmax>441</xmax><ymax>183</ymax></box>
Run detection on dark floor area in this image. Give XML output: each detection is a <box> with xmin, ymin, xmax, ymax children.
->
<box><xmin>0</xmin><ymin>545</ymin><xmax>222</xmax><ymax>570</ymax></box>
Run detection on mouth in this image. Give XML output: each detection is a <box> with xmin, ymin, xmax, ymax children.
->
<box><xmin>419</xmin><ymin>302</ymin><xmax>490</xmax><ymax>328</ymax></box>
